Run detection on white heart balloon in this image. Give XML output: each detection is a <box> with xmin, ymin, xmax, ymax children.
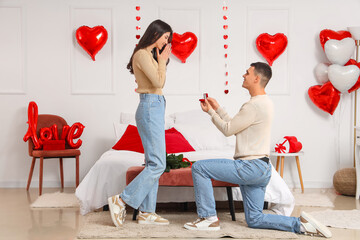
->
<box><xmin>328</xmin><ymin>64</ymin><xmax>360</xmax><ymax>93</ymax></box>
<box><xmin>324</xmin><ymin>38</ymin><xmax>355</xmax><ymax>65</ymax></box>
<box><xmin>314</xmin><ymin>63</ymin><xmax>330</xmax><ymax>84</ymax></box>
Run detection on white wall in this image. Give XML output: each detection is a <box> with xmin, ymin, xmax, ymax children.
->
<box><xmin>1</xmin><ymin>0</ymin><xmax>360</xmax><ymax>189</ymax></box>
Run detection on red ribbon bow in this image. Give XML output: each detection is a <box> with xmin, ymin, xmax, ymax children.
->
<box><xmin>275</xmin><ymin>140</ymin><xmax>287</xmax><ymax>153</ymax></box>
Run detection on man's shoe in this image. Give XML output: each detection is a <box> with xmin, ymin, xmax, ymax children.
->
<box><xmin>184</xmin><ymin>218</ymin><xmax>220</xmax><ymax>231</ymax></box>
<box><xmin>300</xmin><ymin>211</ymin><xmax>332</xmax><ymax>238</ymax></box>
<box><xmin>137</xmin><ymin>211</ymin><xmax>169</xmax><ymax>225</ymax></box>
<box><xmin>108</xmin><ymin>195</ymin><xmax>126</xmax><ymax>227</ymax></box>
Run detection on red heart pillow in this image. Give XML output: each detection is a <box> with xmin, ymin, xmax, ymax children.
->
<box><xmin>112</xmin><ymin>125</ymin><xmax>144</xmax><ymax>153</ymax></box>
<box><xmin>165</xmin><ymin>127</ymin><xmax>195</xmax><ymax>153</ymax></box>
<box><xmin>112</xmin><ymin>125</ymin><xmax>195</xmax><ymax>154</ymax></box>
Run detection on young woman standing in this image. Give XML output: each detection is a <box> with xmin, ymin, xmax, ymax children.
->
<box><xmin>108</xmin><ymin>19</ymin><xmax>173</xmax><ymax>227</ymax></box>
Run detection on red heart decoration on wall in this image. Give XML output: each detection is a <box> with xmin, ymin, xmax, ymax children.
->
<box><xmin>171</xmin><ymin>32</ymin><xmax>198</xmax><ymax>63</ymax></box>
<box><xmin>76</xmin><ymin>25</ymin><xmax>108</xmax><ymax>61</ymax></box>
<box><xmin>256</xmin><ymin>33</ymin><xmax>288</xmax><ymax>66</ymax></box>
<box><xmin>319</xmin><ymin>29</ymin><xmax>352</xmax><ymax>50</ymax></box>
<box><xmin>345</xmin><ymin>59</ymin><xmax>360</xmax><ymax>93</ymax></box>
<box><xmin>308</xmin><ymin>81</ymin><xmax>341</xmax><ymax>115</ymax></box>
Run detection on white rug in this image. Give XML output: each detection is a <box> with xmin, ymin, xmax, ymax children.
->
<box><xmin>293</xmin><ymin>192</ymin><xmax>335</xmax><ymax>207</ymax></box>
<box><xmin>30</xmin><ymin>192</ymin><xmax>80</xmax><ymax>208</ymax></box>
<box><xmin>310</xmin><ymin>209</ymin><xmax>360</xmax><ymax>230</ymax></box>
<box><xmin>77</xmin><ymin>211</ymin><xmax>298</xmax><ymax>239</ymax></box>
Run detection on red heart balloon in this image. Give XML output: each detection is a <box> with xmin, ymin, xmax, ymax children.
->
<box><xmin>171</xmin><ymin>32</ymin><xmax>198</xmax><ymax>63</ymax></box>
<box><xmin>76</xmin><ymin>25</ymin><xmax>108</xmax><ymax>61</ymax></box>
<box><xmin>319</xmin><ymin>29</ymin><xmax>352</xmax><ymax>50</ymax></box>
<box><xmin>308</xmin><ymin>81</ymin><xmax>341</xmax><ymax>115</ymax></box>
<box><xmin>256</xmin><ymin>33</ymin><xmax>288</xmax><ymax>66</ymax></box>
<box><xmin>345</xmin><ymin>59</ymin><xmax>360</xmax><ymax>93</ymax></box>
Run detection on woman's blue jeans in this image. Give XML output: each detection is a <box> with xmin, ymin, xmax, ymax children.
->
<box><xmin>191</xmin><ymin>158</ymin><xmax>301</xmax><ymax>233</ymax></box>
<box><xmin>120</xmin><ymin>94</ymin><xmax>166</xmax><ymax>213</ymax></box>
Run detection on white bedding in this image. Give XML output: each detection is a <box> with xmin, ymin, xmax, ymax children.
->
<box><xmin>75</xmin><ymin>147</ymin><xmax>295</xmax><ymax>216</ymax></box>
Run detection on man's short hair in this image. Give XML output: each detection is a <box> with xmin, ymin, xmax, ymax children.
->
<box><xmin>250</xmin><ymin>62</ymin><xmax>272</xmax><ymax>87</ymax></box>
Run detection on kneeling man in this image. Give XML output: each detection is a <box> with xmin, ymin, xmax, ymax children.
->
<box><xmin>184</xmin><ymin>62</ymin><xmax>331</xmax><ymax>238</ymax></box>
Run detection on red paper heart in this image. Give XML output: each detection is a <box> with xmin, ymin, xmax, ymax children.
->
<box><xmin>223</xmin><ymin>35</ymin><xmax>228</xmax><ymax>40</ymax></box>
<box><xmin>308</xmin><ymin>81</ymin><xmax>341</xmax><ymax>115</ymax></box>
<box><xmin>76</xmin><ymin>25</ymin><xmax>108</xmax><ymax>61</ymax></box>
<box><xmin>224</xmin><ymin>44</ymin><xmax>228</xmax><ymax>49</ymax></box>
<box><xmin>224</xmin><ymin>89</ymin><xmax>229</xmax><ymax>94</ymax></box>
<box><xmin>223</xmin><ymin>16</ymin><xmax>228</xmax><ymax>20</ymax></box>
<box><xmin>319</xmin><ymin>29</ymin><xmax>352</xmax><ymax>50</ymax></box>
<box><xmin>345</xmin><ymin>59</ymin><xmax>360</xmax><ymax>93</ymax></box>
<box><xmin>256</xmin><ymin>33</ymin><xmax>288</xmax><ymax>66</ymax></box>
<box><xmin>136</xmin><ymin>16</ymin><xmax>141</xmax><ymax>21</ymax></box>
<box><xmin>136</xmin><ymin>6</ymin><xmax>140</xmax><ymax>11</ymax></box>
<box><xmin>136</xmin><ymin>35</ymin><xmax>140</xmax><ymax>39</ymax></box>
<box><xmin>171</xmin><ymin>32</ymin><xmax>198</xmax><ymax>63</ymax></box>
<box><xmin>223</xmin><ymin>25</ymin><xmax>228</xmax><ymax>30</ymax></box>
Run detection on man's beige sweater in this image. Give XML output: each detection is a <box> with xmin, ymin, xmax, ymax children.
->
<box><xmin>133</xmin><ymin>48</ymin><xmax>166</xmax><ymax>95</ymax></box>
<box><xmin>207</xmin><ymin>95</ymin><xmax>273</xmax><ymax>160</ymax></box>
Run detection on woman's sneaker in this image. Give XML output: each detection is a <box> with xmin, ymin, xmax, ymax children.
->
<box><xmin>108</xmin><ymin>195</ymin><xmax>126</xmax><ymax>227</ymax></box>
<box><xmin>300</xmin><ymin>211</ymin><xmax>332</xmax><ymax>238</ymax></box>
<box><xmin>184</xmin><ymin>218</ymin><xmax>220</xmax><ymax>231</ymax></box>
<box><xmin>137</xmin><ymin>211</ymin><xmax>169</xmax><ymax>225</ymax></box>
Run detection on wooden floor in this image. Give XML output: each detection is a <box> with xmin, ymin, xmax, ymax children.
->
<box><xmin>1</xmin><ymin>187</ymin><xmax>360</xmax><ymax>240</ymax></box>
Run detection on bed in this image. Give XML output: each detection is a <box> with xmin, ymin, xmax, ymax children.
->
<box><xmin>75</xmin><ymin>110</ymin><xmax>295</xmax><ymax>216</ymax></box>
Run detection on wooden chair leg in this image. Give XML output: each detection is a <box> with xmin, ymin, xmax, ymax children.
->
<box><xmin>39</xmin><ymin>157</ymin><xmax>44</xmax><ymax>196</ymax></box>
<box><xmin>295</xmin><ymin>156</ymin><xmax>304</xmax><ymax>193</ymax></box>
<box><xmin>59</xmin><ymin>158</ymin><xmax>64</xmax><ymax>189</ymax></box>
<box><xmin>27</xmin><ymin>157</ymin><xmax>36</xmax><ymax>191</ymax></box>
<box><xmin>226</xmin><ymin>187</ymin><xmax>236</xmax><ymax>221</ymax></box>
<box><xmin>280</xmin><ymin>156</ymin><xmax>284</xmax><ymax>178</ymax></box>
<box><xmin>76</xmin><ymin>156</ymin><xmax>79</xmax><ymax>187</ymax></box>
<box><xmin>276</xmin><ymin>156</ymin><xmax>280</xmax><ymax>172</ymax></box>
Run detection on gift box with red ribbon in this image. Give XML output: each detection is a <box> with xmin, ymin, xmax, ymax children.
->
<box><xmin>275</xmin><ymin>136</ymin><xmax>302</xmax><ymax>153</ymax></box>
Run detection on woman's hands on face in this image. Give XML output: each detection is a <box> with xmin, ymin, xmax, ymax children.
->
<box><xmin>157</xmin><ymin>44</ymin><xmax>171</xmax><ymax>61</ymax></box>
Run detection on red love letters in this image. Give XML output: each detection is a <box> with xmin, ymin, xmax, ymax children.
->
<box><xmin>23</xmin><ymin>102</ymin><xmax>85</xmax><ymax>149</ymax></box>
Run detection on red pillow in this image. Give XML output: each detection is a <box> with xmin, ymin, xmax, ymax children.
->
<box><xmin>112</xmin><ymin>125</ymin><xmax>195</xmax><ymax>154</ymax></box>
<box><xmin>165</xmin><ymin>127</ymin><xmax>195</xmax><ymax>153</ymax></box>
<box><xmin>112</xmin><ymin>125</ymin><xmax>144</xmax><ymax>153</ymax></box>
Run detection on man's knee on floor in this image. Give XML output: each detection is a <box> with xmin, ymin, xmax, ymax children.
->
<box><xmin>247</xmin><ymin>215</ymin><xmax>263</xmax><ymax>228</ymax></box>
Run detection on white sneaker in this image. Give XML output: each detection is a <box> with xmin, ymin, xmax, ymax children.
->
<box><xmin>300</xmin><ymin>211</ymin><xmax>332</xmax><ymax>238</ymax></box>
<box><xmin>137</xmin><ymin>211</ymin><xmax>169</xmax><ymax>225</ymax></box>
<box><xmin>184</xmin><ymin>218</ymin><xmax>220</xmax><ymax>231</ymax></box>
<box><xmin>107</xmin><ymin>195</ymin><xmax>126</xmax><ymax>227</ymax></box>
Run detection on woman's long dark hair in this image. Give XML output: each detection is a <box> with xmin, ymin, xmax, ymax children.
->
<box><xmin>127</xmin><ymin>19</ymin><xmax>173</xmax><ymax>74</ymax></box>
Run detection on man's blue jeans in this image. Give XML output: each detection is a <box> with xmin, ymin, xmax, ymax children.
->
<box><xmin>191</xmin><ymin>158</ymin><xmax>301</xmax><ymax>233</ymax></box>
<box><xmin>120</xmin><ymin>94</ymin><xmax>166</xmax><ymax>213</ymax></box>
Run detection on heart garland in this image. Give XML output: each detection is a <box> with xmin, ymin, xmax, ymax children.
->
<box><xmin>171</xmin><ymin>32</ymin><xmax>198</xmax><ymax>63</ymax></box>
<box><xmin>76</xmin><ymin>25</ymin><xmax>108</xmax><ymax>61</ymax></box>
<box><xmin>256</xmin><ymin>33</ymin><xmax>288</xmax><ymax>66</ymax></box>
